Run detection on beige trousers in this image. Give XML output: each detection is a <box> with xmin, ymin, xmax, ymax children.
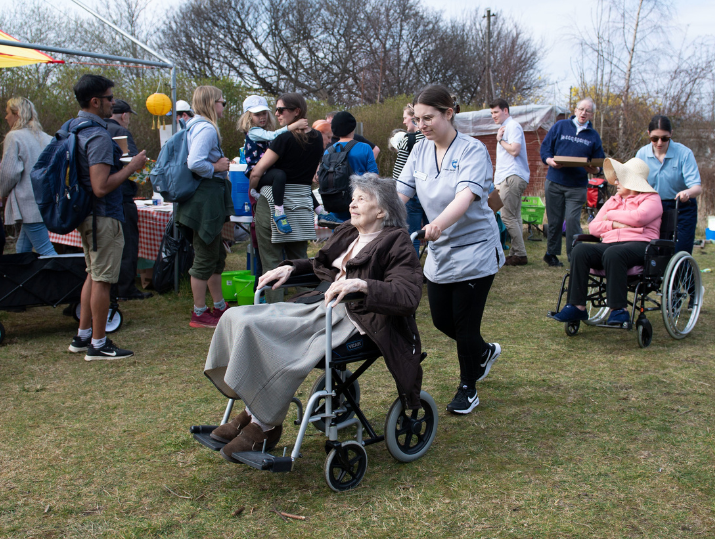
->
<box><xmin>496</xmin><ymin>175</ymin><xmax>528</xmax><ymax>257</ymax></box>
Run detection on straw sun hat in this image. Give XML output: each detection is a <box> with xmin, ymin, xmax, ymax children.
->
<box><xmin>603</xmin><ymin>157</ymin><xmax>656</xmax><ymax>193</ymax></box>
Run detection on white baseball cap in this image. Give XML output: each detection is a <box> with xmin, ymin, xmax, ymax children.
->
<box><xmin>176</xmin><ymin>100</ymin><xmax>192</xmax><ymax>113</ymax></box>
<box><xmin>243</xmin><ymin>95</ymin><xmax>270</xmax><ymax>114</ymax></box>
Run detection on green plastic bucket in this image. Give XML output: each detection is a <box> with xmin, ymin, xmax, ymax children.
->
<box><xmin>221</xmin><ymin>270</ymin><xmax>252</xmax><ymax>301</ymax></box>
<box><xmin>234</xmin><ymin>274</ymin><xmax>256</xmax><ymax>306</ymax></box>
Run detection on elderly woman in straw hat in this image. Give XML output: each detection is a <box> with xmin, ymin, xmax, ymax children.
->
<box><xmin>552</xmin><ymin>157</ymin><xmax>663</xmax><ymax>327</ymax></box>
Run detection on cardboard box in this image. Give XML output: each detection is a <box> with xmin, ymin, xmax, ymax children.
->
<box><xmin>139</xmin><ymin>268</ymin><xmax>154</xmax><ymax>289</ymax></box>
<box><xmin>553</xmin><ymin>156</ymin><xmax>604</xmax><ymax>168</ymax></box>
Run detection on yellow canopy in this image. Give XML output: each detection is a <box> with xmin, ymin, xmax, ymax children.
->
<box><xmin>0</xmin><ymin>30</ymin><xmax>64</xmax><ymax>68</ymax></box>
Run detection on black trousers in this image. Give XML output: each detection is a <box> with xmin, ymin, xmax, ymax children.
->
<box><xmin>257</xmin><ymin>168</ymin><xmax>288</xmax><ymax>206</ymax></box>
<box><xmin>568</xmin><ymin>241</ymin><xmax>649</xmax><ymax>310</ymax></box>
<box><xmin>112</xmin><ymin>201</ymin><xmax>140</xmax><ymax>296</ymax></box>
<box><xmin>427</xmin><ymin>274</ymin><xmax>495</xmax><ymax>387</ymax></box>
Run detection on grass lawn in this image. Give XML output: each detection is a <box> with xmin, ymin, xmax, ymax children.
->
<box><xmin>1</xmin><ymin>237</ymin><xmax>714</xmax><ymax>538</ymax></box>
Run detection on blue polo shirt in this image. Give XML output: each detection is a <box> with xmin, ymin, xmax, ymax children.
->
<box><xmin>635</xmin><ymin>141</ymin><xmax>701</xmax><ymax>200</ymax></box>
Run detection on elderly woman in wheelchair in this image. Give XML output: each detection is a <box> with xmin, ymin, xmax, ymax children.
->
<box><xmin>200</xmin><ymin>174</ymin><xmax>430</xmax><ymax>486</ymax></box>
<box><xmin>551</xmin><ymin>157</ymin><xmax>663</xmax><ymax>326</ymax></box>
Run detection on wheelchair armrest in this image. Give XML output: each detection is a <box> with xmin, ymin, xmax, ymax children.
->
<box><xmin>263</xmin><ymin>272</ymin><xmax>322</xmax><ymax>289</ymax></box>
<box><xmin>341</xmin><ymin>292</ymin><xmax>366</xmax><ymax>302</ymax></box>
<box><xmin>573</xmin><ymin>234</ymin><xmax>600</xmax><ymax>243</ymax></box>
<box><xmin>649</xmin><ymin>239</ymin><xmax>675</xmax><ymax>248</ymax></box>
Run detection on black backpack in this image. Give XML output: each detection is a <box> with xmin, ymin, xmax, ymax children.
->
<box><xmin>318</xmin><ymin>140</ymin><xmax>358</xmax><ymax>213</ymax></box>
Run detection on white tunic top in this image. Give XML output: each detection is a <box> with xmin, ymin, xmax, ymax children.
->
<box><xmin>396</xmin><ymin>132</ymin><xmax>504</xmax><ymax>283</ymax></box>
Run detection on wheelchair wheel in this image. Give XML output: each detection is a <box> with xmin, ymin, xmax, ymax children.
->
<box><xmin>636</xmin><ymin>318</ymin><xmax>653</xmax><ymax>348</ymax></box>
<box><xmin>0</xmin><ymin>322</ymin><xmax>5</xmax><ymax>345</ymax></box>
<box><xmin>309</xmin><ymin>370</ymin><xmax>360</xmax><ymax>432</ymax></box>
<box><xmin>72</xmin><ymin>302</ymin><xmax>81</xmax><ymax>322</ymax></box>
<box><xmin>324</xmin><ymin>440</ymin><xmax>368</xmax><ymax>492</ymax></box>
<box><xmin>384</xmin><ymin>390</ymin><xmax>438</xmax><ymax>463</ymax></box>
<box><xmin>661</xmin><ymin>252</ymin><xmax>702</xmax><ymax>339</ymax></box>
<box><xmin>565</xmin><ymin>320</ymin><xmax>580</xmax><ymax>336</ymax></box>
<box><xmin>584</xmin><ymin>284</ymin><xmax>609</xmax><ymax>325</ymax></box>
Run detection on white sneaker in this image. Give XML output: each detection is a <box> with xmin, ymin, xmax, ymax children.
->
<box><xmin>477</xmin><ymin>343</ymin><xmax>501</xmax><ymax>382</ymax></box>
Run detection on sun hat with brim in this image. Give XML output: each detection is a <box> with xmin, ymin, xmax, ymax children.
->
<box><xmin>243</xmin><ymin>95</ymin><xmax>270</xmax><ymax>114</ymax></box>
<box><xmin>603</xmin><ymin>157</ymin><xmax>656</xmax><ymax>193</ymax></box>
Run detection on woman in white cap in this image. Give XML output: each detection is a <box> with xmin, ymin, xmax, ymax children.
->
<box><xmin>552</xmin><ymin>157</ymin><xmax>663</xmax><ymax>326</ymax></box>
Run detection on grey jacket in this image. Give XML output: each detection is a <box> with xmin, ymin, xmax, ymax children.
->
<box><xmin>0</xmin><ymin>128</ymin><xmax>52</xmax><ymax>224</ymax></box>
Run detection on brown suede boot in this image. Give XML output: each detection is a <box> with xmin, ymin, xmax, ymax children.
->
<box><xmin>219</xmin><ymin>422</ymin><xmax>283</xmax><ymax>463</ymax></box>
<box><xmin>210</xmin><ymin>410</ymin><xmax>251</xmax><ymax>443</ymax></box>
<box><xmin>504</xmin><ymin>255</ymin><xmax>528</xmax><ymax>266</ymax></box>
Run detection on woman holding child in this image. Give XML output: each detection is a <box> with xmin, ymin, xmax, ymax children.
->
<box><xmin>248</xmin><ymin>93</ymin><xmax>325</xmax><ymax>303</ymax></box>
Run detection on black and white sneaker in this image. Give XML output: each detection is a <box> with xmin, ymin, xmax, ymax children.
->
<box><xmin>446</xmin><ymin>385</ymin><xmax>479</xmax><ymax>414</ymax></box>
<box><xmin>476</xmin><ymin>342</ymin><xmax>501</xmax><ymax>382</ymax></box>
<box><xmin>84</xmin><ymin>339</ymin><xmax>134</xmax><ymax>361</ymax></box>
<box><xmin>69</xmin><ymin>334</ymin><xmax>91</xmax><ymax>353</ymax></box>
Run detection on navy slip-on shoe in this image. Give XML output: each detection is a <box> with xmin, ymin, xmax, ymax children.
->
<box><xmin>552</xmin><ymin>304</ymin><xmax>589</xmax><ymax>323</ymax></box>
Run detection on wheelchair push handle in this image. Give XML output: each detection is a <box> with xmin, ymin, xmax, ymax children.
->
<box><xmin>410</xmin><ymin>230</ymin><xmax>426</xmax><ymax>242</ymax></box>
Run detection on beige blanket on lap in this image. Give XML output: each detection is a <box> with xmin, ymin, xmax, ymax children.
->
<box><xmin>204</xmin><ymin>301</ymin><xmax>358</xmax><ymax>426</ymax></box>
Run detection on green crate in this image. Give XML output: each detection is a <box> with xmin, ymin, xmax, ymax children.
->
<box><xmin>221</xmin><ymin>270</ymin><xmax>252</xmax><ymax>301</ymax></box>
<box><xmin>521</xmin><ymin>196</ymin><xmax>545</xmax><ymax>225</ymax></box>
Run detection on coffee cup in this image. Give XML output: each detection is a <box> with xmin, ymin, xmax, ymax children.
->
<box><xmin>113</xmin><ymin>136</ymin><xmax>129</xmax><ymax>155</ymax></box>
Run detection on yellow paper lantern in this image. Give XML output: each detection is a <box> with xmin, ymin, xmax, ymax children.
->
<box><xmin>146</xmin><ymin>93</ymin><xmax>172</xmax><ymax>129</ymax></box>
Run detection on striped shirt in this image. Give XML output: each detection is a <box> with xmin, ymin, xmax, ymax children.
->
<box><xmin>392</xmin><ymin>132</ymin><xmax>425</xmax><ymax>180</ymax></box>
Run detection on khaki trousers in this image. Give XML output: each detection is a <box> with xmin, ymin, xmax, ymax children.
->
<box><xmin>496</xmin><ymin>175</ymin><xmax>528</xmax><ymax>257</ymax></box>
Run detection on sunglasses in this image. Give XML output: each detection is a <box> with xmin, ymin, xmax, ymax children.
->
<box><xmin>650</xmin><ymin>135</ymin><xmax>671</xmax><ymax>143</ymax></box>
<box><xmin>275</xmin><ymin>107</ymin><xmax>296</xmax><ymax>115</ymax></box>
<box><xmin>215</xmin><ymin>99</ymin><xmax>227</xmax><ymax>106</ymax></box>
<box><xmin>96</xmin><ymin>94</ymin><xmax>114</xmax><ymax>102</ymax></box>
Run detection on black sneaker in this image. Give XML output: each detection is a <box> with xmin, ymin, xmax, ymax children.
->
<box><xmin>543</xmin><ymin>253</ymin><xmax>563</xmax><ymax>267</ymax></box>
<box><xmin>69</xmin><ymin>334</ymin><xmax>91</xmax><ymax>353</ymax></box>
<box><xmin>446</xmin><ymin>385</ymin><xmax>479</xmax><ymax>414</ymax></box>
<box><xmin>476</xmin><ymin>343</ymin><xmax>501</xmax><ymax>382</ymax></box>
<box><xmin>84</xmin><ymin>339</ymin><xmax>134</xmax><ymax>361</ymax></box>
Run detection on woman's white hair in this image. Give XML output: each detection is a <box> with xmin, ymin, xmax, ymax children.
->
<box><xmin>350</xmin><ymin>173</ymin><xmax>407</xmax><ymax>229</ymax></box>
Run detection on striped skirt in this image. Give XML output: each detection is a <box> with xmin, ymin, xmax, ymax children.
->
<box><xmin>260</xmin><ymin>184</ymin><xmax>317</xmax><ymax>243</ymax></box>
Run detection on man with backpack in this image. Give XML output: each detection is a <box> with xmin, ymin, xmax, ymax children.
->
<box><xmin>104</xmin><ymin>99</ymin><xmax>153</xmax><ymax>301</ymax></box>
<box><xmin>67</xmin><ymin>74</ymin><xmax>147</xmax><ymax>360</ymax></box>
<box><xmin>318</xmin><ymin>111</ymin><xmax>377</xmax><ymax>227</ymax></box>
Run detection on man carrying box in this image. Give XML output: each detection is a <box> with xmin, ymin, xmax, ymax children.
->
<box><xmin>540</xmin><ymin>98</ymin><xmax>605</xmax><ymax>266</ymax></box>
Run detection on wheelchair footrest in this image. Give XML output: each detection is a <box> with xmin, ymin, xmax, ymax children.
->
<box><xmin>231</xmin><ymin>451</ymin><xmax>293</xmax><ymax>473</ymax></box>
<box><xmin>190</xmin><ymin>425</ymin><xmax>226</xmax><ymax>451</ymax></box>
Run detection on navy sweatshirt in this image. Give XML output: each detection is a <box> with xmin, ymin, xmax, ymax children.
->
<box><xmin>540</xmin><ymin>117</ymin><xmax>605</xmax><ymax>188</ymax></box>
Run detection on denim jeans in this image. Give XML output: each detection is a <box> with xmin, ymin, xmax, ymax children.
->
<box><xmin>16</xmin><ymin>222</ymin><xmax>57</xmax><ymax>256</ymax></box>
<box><xmin>406</xmin><ymin>195</ymin><xmax>429</xmax><ymax>255</ymax></box>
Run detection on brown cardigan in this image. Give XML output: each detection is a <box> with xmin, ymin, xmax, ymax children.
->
<box><xmin>282</xmin><ymin>222</ymin><xmax>424</xmax><ymax>409</ymax></box>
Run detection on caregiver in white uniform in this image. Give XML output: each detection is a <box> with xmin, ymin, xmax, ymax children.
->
<box><xmin>396</xmin><ymin>84</ymin><xmax>504</xmax><ymax>416</ymax></box>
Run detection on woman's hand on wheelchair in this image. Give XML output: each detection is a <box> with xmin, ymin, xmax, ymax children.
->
<box><xmin>324</xmin><ymin>279</ymin><xmax>368</xmax><ymax>306</ymax></box>
<box><xmin>422</xmin><ymin>223</ymin><xmax>442</xmax><ymax>242</ymax></box>
<box><xmin>257</xmin><ymin>265</ymin><xmax>294</xmax><ymax>290</ymax></box>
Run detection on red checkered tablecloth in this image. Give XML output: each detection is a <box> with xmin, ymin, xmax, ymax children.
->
<box><xmin>48</xmin><ymin>204</ymin><xmax>237</xmax><ymax>261</ymax></box>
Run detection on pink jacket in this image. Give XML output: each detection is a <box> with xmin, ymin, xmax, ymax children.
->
<box><xmin>589</xmin><ymin>192</ymin><xmax>663</xmax><ymax>244</ymax></box>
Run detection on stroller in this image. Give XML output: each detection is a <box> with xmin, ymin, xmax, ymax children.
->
<box><xmin>0</xmin><ymin>252</ymin><xmax>123</xmax><ymax>344</ymax></box>
<box><xmin>586</xmin><ymin>176</ymin><xmax>610</xmax><ymax>222</ymax></box>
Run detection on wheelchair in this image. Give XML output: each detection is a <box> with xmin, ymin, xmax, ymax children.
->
<box><xmin>191</xmin><ymin>269</ymin><xmax>438</xmax><ymax>492</ymax></box>
<box><xmin>548</xmin><ymin>201</ymin><xmax>703</xmax><ymax>348</ymax></box>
